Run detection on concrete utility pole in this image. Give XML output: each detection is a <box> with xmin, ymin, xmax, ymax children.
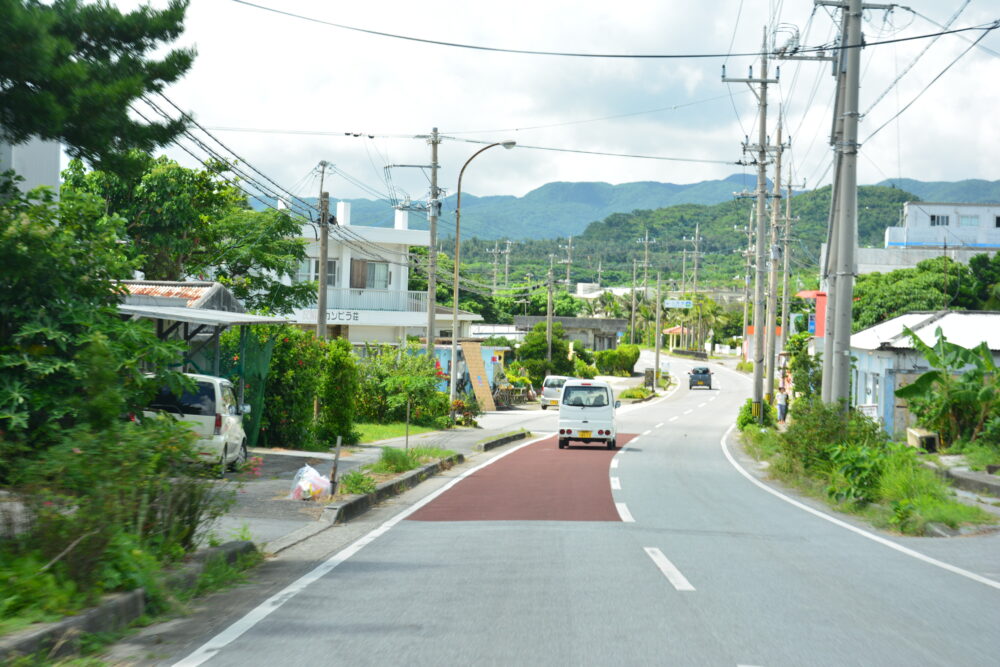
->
<box><xmin>780</xmin><ymin>169</ymin><xmax>804</xmax><ymax>356</ymax></box>
<box><xmin>629</xmin><ymin>259</ymin><xmax>638</xmax><ymax>344</ymax></box>
<box><xmin>829</xmin><ymin>0</ymin><xmax>866</xmax><ymax>408</ymax></box>
<box><xmin>764</xmin><ymin>119</ymin><xmax>785</xmax><ymax>402</ymax></box>
<box><xmin>559</xmin><ymin>236</ymin><xmax>574</xmax><ymax>287</ymax></box>
<box><xmin>425</xmin><ymin>128</ymin><xmax>441</xmax><ymax>356</ymax></box>
<box><xmin>724</xmin><ymin>27</ymin><xmax>777</xmax><ymax>422</ymax></box>
<box><xmin>654</xmin><ymin>272</ymin><xmax>662</xmax><ymax>389</ymax></box>
<box><xmin>488</xmin><ymin>241</ymin><xmax>501</xmax><ymax>293</ymax></box>
<box><xmin>503</xmin><ymin>240</ymin><xmax>513</xmax><ymax>287</ymax></box>
<box><xmin>546</xmin><ymin>254</ymin><xmax>554</xmax><ymax>363</ymax></box>
<box><xmin>637</xmin><ymin>229</ymin><xmax>655</xmax><ymax>296</ymax></box>
<box><xmin>316</xmin><ymin>161</ymin><xmax>330</xmax><ymax>340</ymax></box>
<box><xmin>685</xmin><ymin>224</ymin><xmax>703</xmax><ymax>349</ymax></box>
<box><xmin>736</xmin><ymin>206</ymin><xmax>754</xmax><ymax>362</ymax></box>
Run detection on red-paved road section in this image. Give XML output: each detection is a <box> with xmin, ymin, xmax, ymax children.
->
<box><xmin>408</xmin><ymin>433</ymin><xmax>637</xmax><ymax>522</ymax></box>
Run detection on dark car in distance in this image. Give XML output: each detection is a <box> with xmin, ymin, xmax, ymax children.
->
<box><xmin>688</xmin><ymin>366</ymin><xmax>713</xmax><ymax>389</ymax></box>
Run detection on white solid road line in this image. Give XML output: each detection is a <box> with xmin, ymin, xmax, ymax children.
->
<box><xmin>173</xmin><ymin>433</ymin><xmax>556</xmax><ymax>666</ymax></box>
<box><xmin>720</xmin><ymin>424</ymin><xmax>1000</xmax><ymax>593</ymax></box>
<box><xmin>611</xmin><ymin>477</ymin><xmax>621</xmax><ymax>490</ymax></box>
<box><xmin>644</xmin><ymin>547</ymin><xmax>696</xmax><ymax>591</ymax></box>
<box><xmin>616</xmin><ymin>502</ymin><xmax>635</xmax><ymax>523</ymax></box>
<box><xmin>655</xmin><ymin>422</ymin><xmax>664</xmax><ymax>428</ymax></box>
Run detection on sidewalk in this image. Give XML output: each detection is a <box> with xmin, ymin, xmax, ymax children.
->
<box><xmin>213</xmin><ymin>406</ymin><xmax>545</xmax><ymax>553</ymax></box>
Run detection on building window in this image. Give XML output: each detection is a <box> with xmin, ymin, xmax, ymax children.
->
<box><xmin>996</xmin><ymin>215</ymin><xmax>1000</xmax><ymax>228</ymax></box>
<box><xmin>959</xmin><ymin>215</ymin><xmax>979</xmax><ymax>227</ymax></box>
<box><xmin>296</xmin><ymin>259</ymin><xmax>338</xmax><ymax>287</ymax></box>
<box><xmin>930</xmin><ymin>214</ymin><xmax>949</xmax><ymax>227</ymax></box>
<box><xmin>350</xmin><ymin>259</ymin><xmax>390</xmax><ymax>289</ymax></box>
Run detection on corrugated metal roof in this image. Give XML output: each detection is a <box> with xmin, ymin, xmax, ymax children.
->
<box><xmin>851</xmin><ymin>311</ymin><xmax>1000</xmax><ymax>351</ymax></box>
<box><xmin>118</xmin><ymin>305</ymin><xmax>289</xmax><ymax>327</ymax></box>
<box><xmin>120</xmin><ymin>281</ymin><xmax>219</xmax><ymax>308</ymax></box>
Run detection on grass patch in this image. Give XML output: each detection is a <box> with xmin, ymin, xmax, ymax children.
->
<box><xmin>619</xmin><ymin>386</ymin><xmax>652</xmax><ymax>399</ymax></box>
<box><xmin>354</xmin><ymin>422</ymin><xmax>437</xmax><ymax>444</ymax></box>
<box><xmin>365</xmin><ymin>446</ymin><xmax>457</xmax><ymax>475</ymax></box>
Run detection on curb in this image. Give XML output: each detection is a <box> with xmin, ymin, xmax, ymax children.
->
<box><xmin>476</xmin><ymin>429</ymin><xmax>531</xmax><ymax>452</ymax></box>
<box><xmin>321</xmin><ymin>453</ymin><xmax>467</xmax><ymax>524</ymax></box>
<box><xmin>0</xmin><ymin>540</ymin><xmax>256</xmax><ymax>663</ymax></box>
<box><xmin>924</xmin><ymin>462</ymin><xmax>1000</xmax><ymax>498</ymax></box>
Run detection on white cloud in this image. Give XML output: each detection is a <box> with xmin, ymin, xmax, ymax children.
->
<box><xmin>115</xmin><ymin>0</ymin><xmax>1000</xmax><ymax>201</ymax></box>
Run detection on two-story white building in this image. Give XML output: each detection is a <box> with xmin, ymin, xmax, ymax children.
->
<box><xmin>289</xmin><ymin>201</ymin><xmax>481</xmax><ymax>344</ymax></box>
<box><xmin>824</xmin><ymin>201</ymin><xmax>1000</xmax><ymax>276</ymax></box>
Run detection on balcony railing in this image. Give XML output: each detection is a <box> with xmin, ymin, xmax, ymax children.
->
<box><xmin>307</xmin><ymin>288</ymin><xmax>428</xmax><ymax>312</ymax></box>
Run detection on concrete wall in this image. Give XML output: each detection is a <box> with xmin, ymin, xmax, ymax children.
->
<box><xmin>0</xmin><ymin>137</ymin><xmax>61</xmax><ymax>193</ymax></box>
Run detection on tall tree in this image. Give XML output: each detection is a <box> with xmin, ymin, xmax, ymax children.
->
<box><xmin>0</xmin><ymin>0</ymin><xmax>194</xmax><ymax>174</ymax></box>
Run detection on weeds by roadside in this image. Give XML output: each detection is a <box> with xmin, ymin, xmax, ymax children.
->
<box><xmin>739</xmin><ymin>400</ymin><xmax>995</xmax><ymax>536</ymax></box>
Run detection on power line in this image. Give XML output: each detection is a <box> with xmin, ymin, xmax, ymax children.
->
<box><xmin>446</xmin><ymin>136</ymin><xmax>739</xmax><ymax>165</ymax></box>
<box><xmin>231</xmin><ymin>0</ymin><xmax>997</xmax><ymax>60</ymax></box>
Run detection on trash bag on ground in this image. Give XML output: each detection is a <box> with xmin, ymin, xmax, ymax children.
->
<box><xmin>289</xmin><ymin>463</ymin><xmax>331</xmax><ymax>501</ymax></box>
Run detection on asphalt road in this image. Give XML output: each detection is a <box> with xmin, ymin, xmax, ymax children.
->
<box><xmin>111</xmin><ymin>353</ymin><xmax>1000</xmax><ymax>666</ymax></box>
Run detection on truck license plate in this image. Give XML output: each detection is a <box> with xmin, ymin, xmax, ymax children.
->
<box><xmin>579</xmin><ymin>430</ymin><xmax>592</xmax><ymax>438</ymax></box>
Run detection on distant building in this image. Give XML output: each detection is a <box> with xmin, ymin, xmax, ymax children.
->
<box><xmin>821</xmin><ymin>201</ymin><xmax>1000</xmax><ymax>277</ymax></box>
<box><xmin>0</xmin><ymin>136</ymin><xmax>61</xmax><ymax>193</ymax></box>
<box><xmin>513</xmin><ymin>316</ymin><xmax>627</xmax><ymax>350</ymax></box>
<box><xmin>283</xmin><ymin>202</ymin><xmax>481</xmax><ymax>344</ymax></box>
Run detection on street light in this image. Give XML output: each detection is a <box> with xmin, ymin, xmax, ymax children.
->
<box><xmin>449</xmin><ymin>140</ymin><xmax>516</xmax><ymax>414</ymax></box>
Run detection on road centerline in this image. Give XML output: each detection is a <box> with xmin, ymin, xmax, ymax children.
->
<box><xmin>611</xmin><ymin>477</ymin><xmax>621</xmax><ymax>490</ymax></box>
<box><xmin>644</xmin><ymin>547</ymin><xmax>695</xmax><ymax>591</ymax></box>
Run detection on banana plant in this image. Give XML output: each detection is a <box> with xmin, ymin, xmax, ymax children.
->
<box><xmin>894</xmin><ymin>326</ymin><xmax>1000</xmax><ymax>447</ymax></box>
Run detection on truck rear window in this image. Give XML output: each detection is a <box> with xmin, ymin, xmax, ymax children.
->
<box><xmin>562</xmin><ymin>386</ymin><xmax>609</xmax><ymax>407</ymax></box>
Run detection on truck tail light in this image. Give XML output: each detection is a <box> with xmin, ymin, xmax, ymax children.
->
<box><xmin>214</xmin><ymin>413</ymin><xmax>223</xmax><ymax>435</ymax></box>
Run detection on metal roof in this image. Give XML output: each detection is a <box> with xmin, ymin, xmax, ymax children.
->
<box><xmin>118</xmin><ymin>305</ymin><xmax>289</xmax><ymax>327</ymax></box>
<box><xmin>851</xmin><ymin>310</ymin><xmax>1000</xmax><ymax>352</ymax></box>
<box><xmin>120</xmin><ymin>281</ymin><xmax>232</xmax><ymax>309</ymax></box>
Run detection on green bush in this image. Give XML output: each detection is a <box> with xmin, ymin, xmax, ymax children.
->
<box><xmin>257</xmin><ymin>326</ymin><xmax>324</xmax><ymax>449</ymax></box>
<box><xmin>573</xmin><ymin>357</ymin><xmax>598</xmax><ymax>379</ymax></box>
<box><xmin>826</xmin><ymin>443</ymin><xmax>890</xmax><ymax>505</ymax></box>
<box><xmin>736</xmin><ymin>360</ymin><xmax>754</xmax><ymax>373</ymax></box>
<box><xmin>316</xmin><ymin>337</ymin><xmax>360</xmax><ymax>446</ymax></box>
<box><xmin>339</xmin><ymin>470</ymin><xmax>376</xmax><ymax>495</ymax></box>
<box><xmin>369</xmin><ymin>447</ymin><xmax>419</xmax><ymax>474</ymax></box>
<box><xmin>779</xmin><ymin>399</ymin><xmax>885</xmax><ymax>475</ymax></box>
<box><xmin>619</xmin><ymin>386</ymin><xmax>652</xmax><ymax>399</ymax></box>
<box><xmin>736</xmin><ymin>398</ymin><xmax>776</xmax><ymax>431</ymax></box>
<box><xmin>356</xmin><ymin>343</ymin><xmax>448</xmax><ymax>426</ymax></box>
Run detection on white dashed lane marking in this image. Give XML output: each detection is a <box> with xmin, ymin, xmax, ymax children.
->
<box><xmin>644</xmin><ymin>547</ymin><xmax>695</xmax><ymax>591</ymax></box>
<box><xmin>610</xmin><ymin>458</ymin><xmax>619</xmax><ymax>469</ymax></box>
<box><xmin>683</xmin><ymin>409</ymin><xmax>693</xmax><ymax>415</ymax></box>
<box><xmin>642</xmin><ymin>429</ymin><xmax>651</xmax><ymax>436</ymax></box>
<box><xmin>669</xmin><ymin>416</ymin><xmax>679</xmax><ymax>422</ymax></box>
<box><xmin>655</xmin><ymin>422</ymin><xmax>664</xmax><ymax>428</ymax></box>
<box><xmin>616</xmin><ymin>503</ymin><xmax>635</xmax><ymax>522</ymax></box>
<box><xmin>611</xmin><ymin>477</ymin><xmax>621</xmax><ymax>490</ymax></box>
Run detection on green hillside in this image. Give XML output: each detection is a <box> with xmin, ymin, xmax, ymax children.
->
<box><xmin>876</xmin><ymin>178</ymin><xmax>1000</xmax><ymax>203</ymax></box>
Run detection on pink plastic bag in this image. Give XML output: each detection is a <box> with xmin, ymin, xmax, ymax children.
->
<box><xmin>289</xmin><ymin>464</ymin><xmax>331</xmax><ymax>500</ymax></box>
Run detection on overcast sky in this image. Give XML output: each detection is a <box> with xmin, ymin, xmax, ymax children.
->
<box><xmin>127</xmin><ymin>0</ymin><xmax>1000</xmax><ymax>204</ymax></box>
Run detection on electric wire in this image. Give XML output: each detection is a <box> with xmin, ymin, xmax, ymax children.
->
<box><xmin>230</xmin><ymin>0</ymin><xmax>998</xmax><ymax>60</ymax></box>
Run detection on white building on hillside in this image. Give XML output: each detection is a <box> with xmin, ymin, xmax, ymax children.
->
<box><xmin>286</xmin><ymin>202</ymin><xmax>481</xmax><ymax>344</ymax></box>
<box><xmin>823</xmin><ymin>201</ymin><xmax>1000</xmax><ymax>277</ymax></box>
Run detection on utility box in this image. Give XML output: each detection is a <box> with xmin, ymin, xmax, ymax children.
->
<box><xmin>644</xmin><ymin>368</ymin><xmax>654</xmax><ymax>389</ymax></box>
<box><xmin>906</xmin><ymin>427</ymin><xmax>939</xmax><ymax>453</ymax></box>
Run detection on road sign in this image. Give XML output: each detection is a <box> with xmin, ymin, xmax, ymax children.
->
<box><xmin>663</xmin><ymin>299</ymin><xmax>693</xmax><ymax>309</ymax></box>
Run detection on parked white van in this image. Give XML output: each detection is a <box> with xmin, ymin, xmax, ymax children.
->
<box><xmin>145</xmin><ymin>373</ymin><xmax>250</xmax><ymax>474</ymax></box>
<box><xmin>540</xmin><ymin>375</ymin><xmax>572</xmax><ymax>409</ymax></box>
<box><xmin>557</xmin><ymin>379</ymin><xmax>620</xmax><ymax>449</ymax></box>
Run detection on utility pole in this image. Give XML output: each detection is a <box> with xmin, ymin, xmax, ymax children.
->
<box><xmin>546</xmin><ymin>255</ymin><xmax>554</xmax><ymax>363</ymax></box>
<box><xmin>559</xmin><ymin>236</ymin><xmax>574</xmax><ymax>287</ymax></box>
<box><xmin>680</xmin><ymin>249</ymin><xmax>688</xmax><ymax>349</ymax></box>
<box><xmin>426</xmin><ymin>130</ymin><xmax>440</xmax><ymax>355</ymax></box>
<box><xmin>723</xmin><ymin>26</ymin><xmax>777</xmax><ymax>422</ymax></box>
<box><xmin>596</xmin><ymin>257</ymin><xmax>603</xmax><ymax>287</ymax></box>
<box><xmin>315</xmin><ymin>161</ymin><xmax>330</xmax><ymax>340</ymax></box>
<box><xmin>654</xmin><ymin>272</ymin><xmax>662</xmax><ymax>390</ymax></box>
<box><xmin>764</xmin><ymin>119</ymin><xmax>785</xmax><ymax>403</ymax></box>
<box><xmin>733</xmin><ymin>202</ymin><xmax>755</xmax><ymax>363</ymax></box>
<box><xmin>684</xmin><ymin>223</ymin><xmax>703</xmax><ymax>349</ymax></box>
<box><xmin>780</xmin><ymin>170</ymin><xmax>805</xmax><ymax>357</ymax></box>
<box><xmin>487</xmin><ymin>240</ymin><xmax>501</xmax><ymax>293</ymax></box>
<box><xmin>637</xmin><ymin>229</ymin><xmax>656</xmax><ymax>296</ymax></box>
<box><xmin>503</xmin><ymin>240</ymin><xmax>513</xmax><ymax>287</ymax></box>
<box><xmin>629</xmin><ymin>259</ymin><xmax>637</xmax><ymax>344</ymax></box>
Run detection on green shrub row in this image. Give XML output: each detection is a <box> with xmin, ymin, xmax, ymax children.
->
<box><xmin>594</xmin><ymin>344</ymin><xmax>640</xmax><ymax>375</ymax></box>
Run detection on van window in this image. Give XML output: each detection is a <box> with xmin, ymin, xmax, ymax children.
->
<box><xmin>151</xmin><ymin>382</ymin><xmax>216</xmax><ymax>416</ymax></box>
<box><xmin>562</xmin><ymin>386</ymin><xmax>609</xmax><ymax>407</ymax></box>
<box><xmin>544</xmin><ymin>377</ymin><xmax>568</xmax><ymax>389</ymax></box>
